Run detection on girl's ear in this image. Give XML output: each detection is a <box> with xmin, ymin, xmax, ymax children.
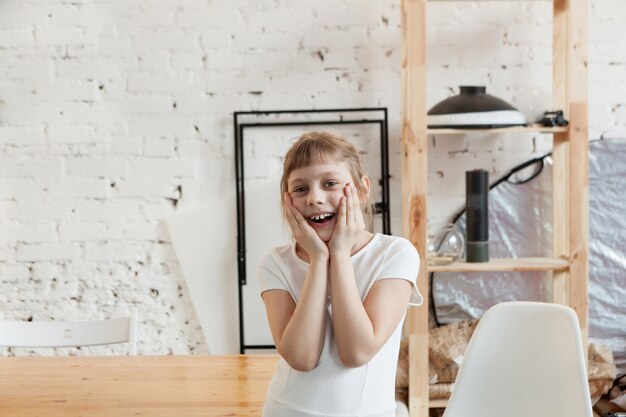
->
<box><xmin>360</xmin><ymin>175</ymin><xmax>371</xmax><ymax>203</ymax></box>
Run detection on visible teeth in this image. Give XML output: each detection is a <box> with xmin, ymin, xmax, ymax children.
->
<box><xmin>310</xmin><ymin>213</ymin><xmax>332</xmax><ymax>221</ymax></box>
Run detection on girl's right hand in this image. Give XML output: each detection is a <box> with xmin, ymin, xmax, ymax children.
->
<box><xmin>284</xmin><ymin>192</ymin><xmax>329</xmax><ymax>262</ymax></box>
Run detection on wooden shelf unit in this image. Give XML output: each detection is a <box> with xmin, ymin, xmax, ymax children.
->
<box><xmin>400</xmin><ymin>1</ymin><xmax>589</xmax><ymax>416</ymax></box>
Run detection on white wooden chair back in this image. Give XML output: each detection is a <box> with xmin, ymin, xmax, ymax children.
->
<box><xmin>0</xmin><ymin>310</ymin><xmax>138</xmax><ymax>355</ymax></box>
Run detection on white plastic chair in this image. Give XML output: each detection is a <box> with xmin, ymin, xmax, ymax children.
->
<box><xmin>0</xmin><ymin>310</ymin><xmax>138</xmax><ymax>355</ymax></box>
<box><xmin>443</xmin><ymin>301</ymin><xmax>592</xmax><ymax>417</ymax></box>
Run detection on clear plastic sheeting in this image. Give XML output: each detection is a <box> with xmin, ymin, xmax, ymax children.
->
<box><xmin>433</xmin><ymin>138</ymin><xmax>626</xmax><ymax>375</ymax></box>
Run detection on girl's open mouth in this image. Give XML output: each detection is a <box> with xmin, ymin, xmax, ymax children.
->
<box><xmin>308</xmin><ymin>213</ymin><xmax>335</xmax><ymax>228</ymax></box>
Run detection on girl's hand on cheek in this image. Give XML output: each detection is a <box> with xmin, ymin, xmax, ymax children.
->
<box><xmin>328</xmin><ymin>183</ymin><xmax>365</xmax><ymax>256</ymax></box>
<box><xmin>284</xmin><ymin>193</ymin><xmax>329</xmax><ymax>261</ymax></box>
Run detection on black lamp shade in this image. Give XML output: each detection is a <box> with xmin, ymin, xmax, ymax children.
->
<box><xmin>428</xmin><ymin>86</ymin><xmax>527</xmax><ymax>129</ymax></box>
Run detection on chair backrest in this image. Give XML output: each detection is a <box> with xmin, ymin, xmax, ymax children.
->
<box><xmin>443</xmin><ymin>301</ymin><xmax>592</xmax><ymax>417</ymax></box>
<box><xmin>0</xmin><ymin>310</ymin><xmax>138</xmax><ymax>355</ymax></box>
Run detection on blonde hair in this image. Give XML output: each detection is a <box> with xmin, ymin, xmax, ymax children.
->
<box><xmin>280</xmin><ymin>131</ymin><xmax>374</xmax><ymax>232</ymax></box>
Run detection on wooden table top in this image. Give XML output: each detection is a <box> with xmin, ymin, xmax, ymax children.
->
<box><xmin>0</xmin><ymin>354</ymin><xmax>280</xmax><ymax>416</ymax></box>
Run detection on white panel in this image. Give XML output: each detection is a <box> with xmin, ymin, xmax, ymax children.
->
<box><xmin>166</xmin><ymin>201</ymin><xmax>239</xmax><ymax>354</ymax></box>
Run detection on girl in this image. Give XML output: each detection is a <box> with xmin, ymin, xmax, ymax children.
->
<box><xmin>257</xmin><ymin>131</ymin><xmax>422</xmax><ymax>417</ymax></box>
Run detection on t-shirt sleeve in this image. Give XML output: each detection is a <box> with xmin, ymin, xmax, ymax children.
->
<box><xmin>377</xmin><ymin>238</ymin><xmax>423</xmax><ymax>307</ymax></box>
<box><xmin>256</xmin><ymin>251</ymin><xmax>289</xmax><ymax>296</ymax></box>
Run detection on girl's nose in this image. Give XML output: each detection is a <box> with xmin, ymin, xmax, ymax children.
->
<box><xmin>307</xmin><ymin>188</ymin><xmax>325</xmax><ymax>205</ymax></box>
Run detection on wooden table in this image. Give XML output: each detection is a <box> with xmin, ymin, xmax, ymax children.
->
<box><xmin>0</xmin><ymin>354</ymin><xmax>280</xmax><ymax>416</ymax></box>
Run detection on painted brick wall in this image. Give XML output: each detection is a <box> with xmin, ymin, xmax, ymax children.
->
<box><xmin>0</xmin><ymin>0</ymin><xmax>624</xmax><ymax>355</ymax></box>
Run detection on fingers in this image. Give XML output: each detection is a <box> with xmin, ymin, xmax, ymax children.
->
<box><xmin>339</xmin><ymin>195</ymin><xmax>347</xmax><ymax>223</ymax></box>
<box><xmin>284</xmin><ymin>192</ymin><xmax>314</xmax><ymax>234</ymax></box>
<box><xmin>345</xmin><ymin>182</ymin><xmax>359</xmax><ymax>225</ymax></box>
<box><xmin>348</xmin><ymin>182</ymin><xmax>364</xmax><ymax>229</ymax></box>
<box><xmin>349</xmin><ymin>183</ymin><xmax>357</xmax><ymax>224</ymax></box>
<box><xmin>340</xmin><ymin>183</ymin><xmax>349</xmax><ymax>226</ymax></box>
<box><xmin>291</xmin><ymin>206</ymin><xmax>307</xmax><ymax>227</ymax></box>
<box><xmin>333</xmin><ymin>192</ymin><xmax>346</xmax><ymax>234</ymax></box>
<box><xmin>283</xmin><ymin>193</ymin><xmax>301</xmax><ymax>232</ymax></box>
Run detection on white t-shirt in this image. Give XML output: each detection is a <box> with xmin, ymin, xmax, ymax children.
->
<box><xmin>257</xmin><ymin>233</ymin><xmax>422</xmax><ymax>417</ymax></box>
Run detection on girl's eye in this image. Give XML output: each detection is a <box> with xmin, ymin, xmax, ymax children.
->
<box><xmin>293</xmin><ymin>186</ymin><xmax>307</xmax><ymax>193</ymax></box>
<box><xmin>324</xmin><ymin>181</ymin><xmax>338</xmax><ymax>187</ymax></box>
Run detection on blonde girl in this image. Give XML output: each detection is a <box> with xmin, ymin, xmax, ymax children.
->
<box><xmin>257</xmin><ymin>131</ymin><xmax>422</xmax><ymax>417</ymax></box>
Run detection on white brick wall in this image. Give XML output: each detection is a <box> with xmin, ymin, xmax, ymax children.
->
<box><xmin>0</xmin><ymin>0</ymin><xmax>624</xmax><ymax>355</ymax></box>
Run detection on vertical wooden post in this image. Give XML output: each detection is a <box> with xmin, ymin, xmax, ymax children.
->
<box><xmin>552</xmin><ymin>0</ymin><xmax>589</xmax><ymax>349</ymax></box>
<box><xmin>566</xmin><ymin>0</ymin><xmax>590</xmax><ymax>347</ymax></box>
<box><xmin>552</xmin><ymin>0</ymin><xmax>570</xmax><ymax>306</ymax></box>
<box><xmin>401</xmin><ymin>0</ymin><xmax>428</xmax><ymax>416</ymax></box>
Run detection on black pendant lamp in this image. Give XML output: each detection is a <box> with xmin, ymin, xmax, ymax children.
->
<box><xmin>428</xmin><ymin>86</ymin><xmax>527</xmax><ymax>129</ymax></box>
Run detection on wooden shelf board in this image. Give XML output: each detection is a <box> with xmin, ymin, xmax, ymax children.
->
<box><xmin>428</xmin><ymin>399</ymin><xmax>449</xmax><ymax>408</ymax></box>
<box><xmin>427</xmin><ymin>125</ymin><xmax>568</xmax><ymax>135</ymax></box>
<box><xmin>427</xmin><ymin>257</ymin><xmax>569</xmax><ymax>273</ymax></box>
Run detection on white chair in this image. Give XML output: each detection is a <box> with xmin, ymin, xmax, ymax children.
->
<box><xmin>443</xmin><ymin>301</ymin><xmax>592</xmax><ymax>417</ymax></box>
<box><xmin>0</xmin><ymin>310</ymin><xmax>138</xmax><ymax>355</ymax></box>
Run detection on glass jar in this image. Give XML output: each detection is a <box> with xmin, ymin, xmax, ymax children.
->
<box><xmin>427</xmin><ymin>222</ymin><xmax>465</xmax><ymax>266</ymax></box>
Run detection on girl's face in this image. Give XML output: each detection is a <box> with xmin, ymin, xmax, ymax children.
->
<box><xmin>287</xmin><ymin>161</ymin><xmax>369</xmax><ymax>242</ymax></box>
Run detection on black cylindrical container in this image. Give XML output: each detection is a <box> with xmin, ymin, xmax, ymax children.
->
<box><xmin>466</xmin><ymin>170</ymin><xmax>489</xmax><ymax>262</ymax></box>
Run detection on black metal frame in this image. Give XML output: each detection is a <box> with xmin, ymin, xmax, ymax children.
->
<box><xmin>234</xmin><ymin>108</ymin><xmax>390</xmax><ymax>353</ymax></box>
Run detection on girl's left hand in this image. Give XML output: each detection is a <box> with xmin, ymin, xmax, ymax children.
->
<box><xmin>328</xmin><ymin>183</ymin><xmax>366</xmax><ymax>255</ymax></box>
